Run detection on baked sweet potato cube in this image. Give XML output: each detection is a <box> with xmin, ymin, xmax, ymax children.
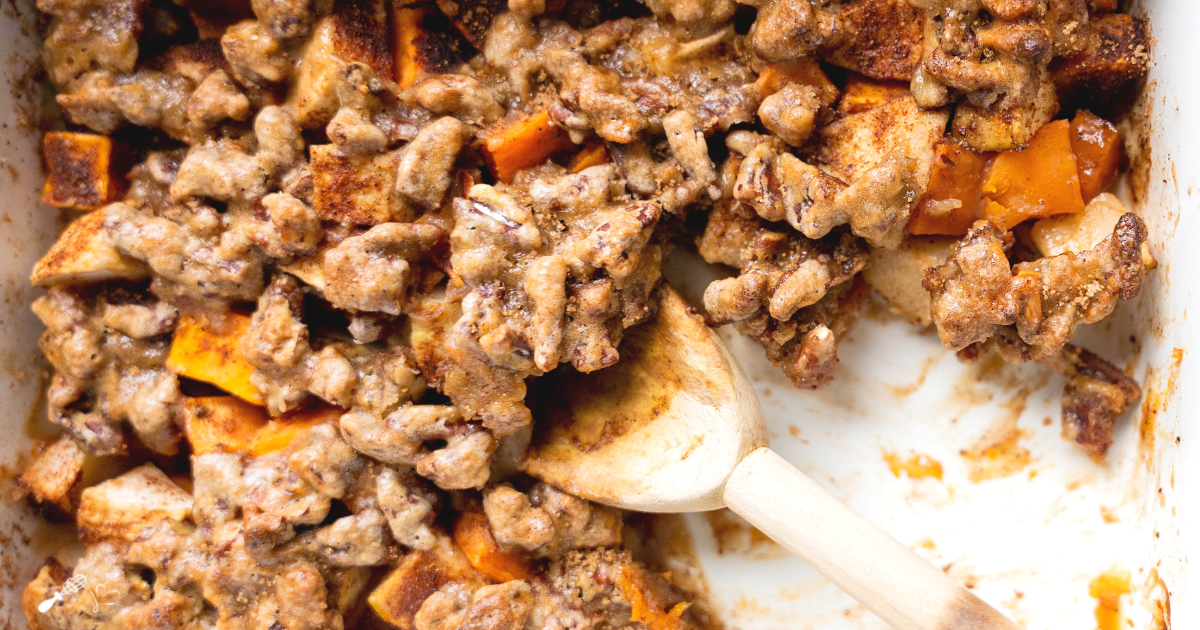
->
<box><xmin>481</xmin><ymin>109</ymin><xmax>576</xmax><ymax>184</ymax></box>
<box><xmin>42</xmin><ymin>132</ymin><xmax>123</xmax><ymax>210</ymax></box>
<box><xmin>249</xmin><ymin>405</ymin><xmax>343</xmax><ymax>456</ymax></box>
<box><xmin>838</xmin><ymin>74</ymin><xmax>913</xmax><ymax>114</ymax></box>
<box><xmin>184</xmin><ymin>396</ymin><xmax>269</xmax><ymax>455</ymax></box>
<box><xmin>568</xmin><ymin>141</ymin><xmax>611</xmax><ymax>173</ymax></box>
<box><xmin>615</xmin><ymin>562</ymin><xmax>688</xmax><ymax>630</ymax></box>
<box><xmin>392</xmin><ymin>3</ymin><xmax>471</xmax><ymax>88</ymax></box>
<box><xmin>368</xmin><ymin>532</ymin><xmax>485</xmax><ymax>630</ymax></box>
<box><xmin>907</xmin><ymin>141</ymin><xmax>992</xmax><ymax>236</ymax></box>
<box><xmin>167</xmin><ymin>311</ymin><xmax>264</xmax><ymax>405</ymax></box>
<box><xmin>981</xmin><ymin>119</ymin><xmax>1085</xmax><ymax>229</ymax></box>
<box><xmin>754</xmin><ymin>57</ymin><xmax>839</xmax><ymax>106</ymax></box>
<box><xmin>19</xmin><ymin>436</ymin><xmax>85</xmax><ymax>516</ymax></box>
<box><xmin>435</xmin><ymin>0</ymin><xmax>506</xmax><ymax>48</ymax></box>
<box><xmin>310</xmin><ymin>144</ymin><xmax>413</xmax><ymax>225</ymax></box>
<box><xmin>30</xmin><ymin>206</ymin><xmax>149</xmax><ymax>287</ymax></box>
<box><xmin>77</xmin><ymin>463</ymin><xmax>193</xmax><ymax>544</ymax></box>
<box><xmin>1069</xmin><ymin>110</ymin><xmax>1123</xmax><ymax>201</ymax></box>
<box><xmin>289</xmin><ymin>0</ymin><xmax>393</xmax><ymax>128</ymax></box>
<box><xmin>452</xmin><ymin>512</ymin><xmax>536</xmax><ymax>582</ymax></box>
<box><xmin>1051</xmin><ymin>13</ymin><xmax>1149</xmax><ymax>103</ymax></box>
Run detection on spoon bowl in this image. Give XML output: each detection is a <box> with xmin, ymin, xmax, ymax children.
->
<box><xmin>525</xmin><ymin>285</ymin><xmax>767</xmax><ymax>511</ymax></box>
<box><xmin>523</xmin><ymin>284</ymin><xmax>1023</xmax><ymax>630</ymax></box>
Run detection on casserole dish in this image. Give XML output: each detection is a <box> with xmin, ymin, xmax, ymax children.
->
<box><xmin>0</xmin><ymin>1</ymin><xmax>1194</xmax><ymax>628</ymax></box>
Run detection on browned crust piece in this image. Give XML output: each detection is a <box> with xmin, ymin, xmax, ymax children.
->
<box><xmin>961</xmin><ymin>329</ymin><xmax>1141</xmax><ymax>459</ymax></box>
<box><xmin>436</xmin><ymin>0</ymin><xmax>507</xmax><ymax>49</ymax></box>
<box><xmin>403</xmin><ymin>4</ymin><xmax>474</xmax><ymax>79</ymax></box>
<box><xmin>42</xmin><ymin>132</ymin><xmax>124</xmax><ymax>210</ymax></box>
<box><xmin>148</xmin><ymin>38</ymin><xmax>231</xmax><ymax>82</ymax></box>
<box><xmin>820</xmin><ymin>0</ymin><xmax>924</xmax><ymax>81</ymax></box>
<box><xmin>1048</xmin><ymin>344</ymin><xmax>1141</xmax><ymax>458</ymax></box>
<box><xmin>1050</xmin><ymin>12</ymin><xmax>1150</xmax><ymax>103</ymax></box>
<box><xmin>332</xmin><ymin>0</ymin><xmax>395</xmax><ymax>79</ymax></box>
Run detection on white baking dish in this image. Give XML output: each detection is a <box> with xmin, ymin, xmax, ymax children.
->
<box><xmin>0</xmin><ymin>1</ymin><xmax>1195</xmax><ymax>628</ymax></box>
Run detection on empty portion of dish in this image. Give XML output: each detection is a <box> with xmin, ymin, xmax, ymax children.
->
<box><xmin>20</xmin><ymin>0</ymin><xmax>1151</xmax><ymax>627</ymax></box>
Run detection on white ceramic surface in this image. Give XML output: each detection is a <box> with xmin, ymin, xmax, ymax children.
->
<box><xmin>0</xmin><ymin>1</ymin><xmax>1195</xmax><ymax>629</ymax></box>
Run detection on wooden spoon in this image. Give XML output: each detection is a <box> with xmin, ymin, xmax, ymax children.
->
<box><xmin>524</xmin><ymin>285</ymin><xmax>1022</xmax><ymax>630</ymax></box>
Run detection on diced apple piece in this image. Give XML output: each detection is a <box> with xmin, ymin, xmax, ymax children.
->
<box><xmin>951</xmin><ymin>70</ymin><xmax>1059</xmax><ymax>152</ymax></box>
<box><xmin>42</xmin><ymin>132</ymin><xmax>123</xmax><ymax>210</ymax></box>
<box><xmin>288</xmin><ymin>0</ymin><xmax>393</xmax><ymax>129</ymax></box>
<box><xmin>452</xmin><ymin>512</ymin><xmax>535</xmax><ymax>582</ymax></box>
<box><xmin>19</xmin><ymin>436</ymin><xmax>85</xmax><ymax>515</ymax></box>
<box><xmin>980</xmin><ymin>119</ymin><xmax>1085</xmax><ymax>230</ymax></box>
<box><xmin>1070</xmin><ymin>110</ymin><xmax>1123</xmax><ymax>201</ymax></box>
<box><xmin>862</xmin><ymin>235</ymin><xmax>957</xmax><ymax>326</ymax></box>
<box><xmin>77</xmin><ymin>464</ymin><xmax>192</xmax><ymax>543</ymax></box>
<box><xmin>183</xmin><ymin>396</ymin><xmax>269</xmax><ymax>455</ymax></box>
<box><xmin>818</xmin><ymin>85</ymin><xmax>948</xmax><ymax>189</ymax></box>
<box><xmin>392</xmin><ymin>3</ymin><xmax>471</xmax><ymax>88</ymax></box>
<box><xmin>481</xmin><ymin>109</ymin><xmax>576</xmax><ymax>184</ymax></box>
<box><xmin>30</xmin><ymin>206</ymin><xmax>149</xmax><ymax>287</ymax></box>
<box><xmin>310</xmin><ymin>144</ymin><xmax>412</xmax><ymax>225</ymax></box>
<box><xmin>907</xmin><ymin>141</ymin><xmax>991</xmax><ymax>236</ymax></box>
<box><xmin>167</xmin><ymin>311</ymin><xmax>264</xmax><ymax>405</ymax></box>
<box><xmin>1030</xmin><ymin>193</ymin><xmax>1156</xmax><ymax>269</ymax></box>
<box><xmin>368</xmin><ymin>531</ymin><xmax>484</xmax><ymax>630</ymax></box>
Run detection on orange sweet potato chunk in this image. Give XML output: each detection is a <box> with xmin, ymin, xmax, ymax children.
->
<box><xmin>907</xmin><ymin>141</ymin><xmax>992</xmax><ymax>236</ymax></box>
<box><xmin>392</xmin><ymin>3</ymin><xmax>470</xmax><ymax>89</ymax></box>
<box><xmin>481</xmin><ymin>109</ymin><xmax>576</xmax><ymax>184</ymax></box>
<box><xmin>42</xmin><ymin>132</ymin><xmax>123</xmax><ymax>210</ymax></box>
<box><xmin>249</xmin><ymin>406</ymin><xmax>344</xmax><ymax>456</ymax></box>
<box><xmin>615</xmin><ymin>563</ymin><xmax>687</xmax><ymax>630</ymax></box>
<box><xmin>184</xmin><ymin>396</ymin><xmax>269</xmax><ymax>455</ymax></box>
<box><xmin>368</xmin><ymin>533</ymin><xmax>485</xmax><ymax>630</ymax></box>
<box><xmin>981</xmin><ymin>119</ymin><xmax>1085</xmax><ymax>230</ymax></box>
<box><xmin>568</xmin><ymin>141</ymin><xmax>611</xmax><ymax>173</ymax></box>
<box><xmin>452</xmin><ymin>512</ymin><xmax>535</xmax><ymax>583</ymax></box>
<box><xmin>838</xmin><ymin>74</ymin><xmax>911</xmax><ymax>114</ymax></box>
<box><xmin>166</xmin><ymin>311</ymin><xmax>264</xmax><ymax>405</ymax></box>
<box><xmin>754</xmin><ymin>57</ymin><xmax>839</xmax><ymax>105</ymax></box>
<box><xmin>1069</xmin><ymin>110</ymin><xmax>1123</xmax><ymax>201</ymax></box>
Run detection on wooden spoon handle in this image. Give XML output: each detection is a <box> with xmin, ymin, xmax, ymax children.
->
<box><xmin>723</xmin><ymin>448</ymin><xmax>1023</xmax><ymax>630</ymax></box>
